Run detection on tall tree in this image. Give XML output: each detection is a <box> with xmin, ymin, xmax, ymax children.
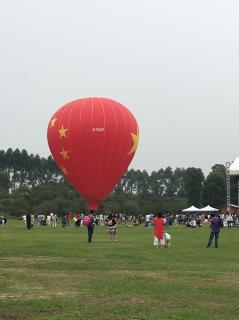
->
<box><xmin>135</xmin><ymin>170</ymin><xmax>150</xmax><ymax>197</ymax></box>
<box><xmin>173</xmin><ymin>167</ymin><xmax>186</xmax><ymax>197</ymax></box>
<box><xmin>201</xmin><ymin>164</ymin><xmax>226</xmax><ymax>207</ymax></box>
<box><xmin>184</xmin><ymin>167</ymin><xmax>204</xmax><ymax>207</ymax></box>
<box><xmin>164</xmin><ymin>166</ymin><xmax>177</xmax><ymax>197</ymax></box>
<box><xmin>0</xmin><ymin>171</ymin><xmax>11</xmax><ymax>191</ymax></box>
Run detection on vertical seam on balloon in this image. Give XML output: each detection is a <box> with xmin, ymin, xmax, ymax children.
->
<box><xmin>105</xmin><ymin>98</ymin><xmax>119</xmax><ymax>187</ymax></box>
<box><xmin>67</xmin><ymin>100</ymin><xmax>85</xmax><ymax>191</ymax></box>
<box><xmin>96</xmin><ymin>97</ymin><xmax>106</xmax><ymax>204</ymax></box>
<box><xmin>117</xmin><ymin>107</ymin><xmax>137</xmax><ymax>191</ymax></box>
<box><xmin>66</xmin><ymin>101</ymin><xmax>78</xmax><ymax>185</ymax></box>
<box><xmin>90</xmin><ymin>97</ymin><xmax>96</xmax><ymax>205</ymax></box>
<box><xmin>91</xmin><ymin>97</ymin><xmax>94</xmax><ymax>132</ymax></box>
<box><xmin>78</xmin><ymin>99</ymin><xmax>86</xmax><ymax>187</ymax></box>
<box><xmin>57</xmin><ymin>104</ymin><xmax>68</xmax><ymax>182</ymax></box>
<box><xmin>109</xmin><ymin>101</ymin><xmax>128</xmax><ymax>191</ymax></box>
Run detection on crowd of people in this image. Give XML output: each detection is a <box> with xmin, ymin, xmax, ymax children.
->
<box><xmin>19</xmin><ymin>209</ymin><xmax>239</xmax><ymax>248</ymax></box>
<box><xmin>21</xmin><ymin>211</ymin><xmax>119</xmax><ymax>243</ymax></box>
<box><xmin>21</xmin><ymin>210</ymin><xmax>239</xmax><ymax>230</ymax></box>
<box><xmin>145</xmin><ymin>212</ymin><xmax>239</xmax><ymax>229</ymax></box>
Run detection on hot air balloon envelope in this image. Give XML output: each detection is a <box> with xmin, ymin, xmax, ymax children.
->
<box><xmin>47</xmin><ymin>97</ymin><xmax>139</xmax><ymax>210</ymax></box>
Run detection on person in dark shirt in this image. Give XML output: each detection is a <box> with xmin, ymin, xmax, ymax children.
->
<box><xmin>26</xmin><ymin>213</ymin><xmax>32</xmax><ymax>230</ymax></box>
<box><xmin>206</xmin><ymin>213</ymin><xmax>221</xmax><ymax>248</ymax></box>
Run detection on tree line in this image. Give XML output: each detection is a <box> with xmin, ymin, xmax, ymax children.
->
<box><xmin>0</xmin><ymin>148</ymin><xmax>237</xmax><ymax>216</ymax></box>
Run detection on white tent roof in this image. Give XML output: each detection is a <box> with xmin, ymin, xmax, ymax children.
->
<box><xmin>182</xmin><ymin>205</ymin><xmax>200</xmax><ymax>212</ymax></box>
<box><xmin>200</xmin><ymin>205</ymin><xmax>218</xmax><ymax>212</ymax></box>
<box><xmin>229</xmin><ymin>157</ymin><xmax>239</xmax><ymax>176</ymax></box>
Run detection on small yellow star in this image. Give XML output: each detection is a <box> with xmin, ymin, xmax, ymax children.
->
<box><xmin>50</xmin><ymin>117</ymin><xmax>57</xmax><ymax>127</ymax></box>
<box><xmin>128</xmin><ymin>128</ymin><xmax>139</xmax><ymax>155</ymax></box>
<box><xmin>60</xmin><ymin>166</ymin><xmax>68</xmax><ymax>175</ymax></box>
<box><xmin>60</xmin><ymin>148</ymin><xmax>70</xmax><ymax>160</ymax></box>
<box><xmin>59</xmin><ymin>125</ymin><xmax>68</xmax><ymax>138</ymax></box>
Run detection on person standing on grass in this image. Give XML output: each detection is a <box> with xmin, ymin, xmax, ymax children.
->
<box><xmin>153</xmin><ymin>213</ymin><xmax>165</xmax><ymax>248</ymax></box>
<box><xmin>84</xmin><ymin>210</ymin><xmax>95</xmax><ymax>243</ymax></box>
<box><xmin>206</xmin><ymin>213</ymin><xmax>221</xmax><ymax>248</ymax></box>
<box><xmin>106</xmin><ymin>214</ymin><xmax>117</xmax><ymax>242</ymax></box>
<box><xmin>52</xmin><ymin>213</ymin><xmax>57</xmax><ymax>227</ymax></box>
<box><xmin>65</xmin><ymin>212</ymin><xmax>70</xmax><ymax>227</ymax></box>
<box><xmin>74</xmin><ymin>212</ymin><xmax>80</xmax><ymax>227</ymax></box>
<box><xmin>26</xmin><ymin>213</ymin><xmax>32</xmax><ymax>230</ymax></box>
<box><xmin>226</xmin><ymin>212</ymin><xmax>233</xmax><ymax>228</ymax></box>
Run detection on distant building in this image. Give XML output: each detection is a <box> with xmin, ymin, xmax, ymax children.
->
<box><xmin>218</xmin><ymin>204</ymin><xmax>239</xmax><ymax>215</ymax></box>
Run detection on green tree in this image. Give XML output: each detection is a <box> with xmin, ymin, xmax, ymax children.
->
<box><xmin>201</xmin><ymin>164</ymin><xmax>226</xmax><ymax>207</ymax></box>
<box><xmin>149</xmin><ymin>169</ymin><xmax>165</xmax><ymax>196</ymax></box>
<box><xmin>0</xmin><ymin>171</ymin><xmax>11</xmax><ymax>191</ymax></box>
<box><xmin>184</xmin><ymin>167</ymin><xmax>204</xmax><ymax>207</ymax></box>
<box><xmin>103</xmin><ymin>200</ymin><xmax>121</xmax><ymax>213</ymax></box>
<box><xmin>0</xmin><ymin>150</ymin><xmax>6</xmax><ymax>170</ymax></box>
<box><xmin>121</xmin><ymin>200</ymin><xmax>140</xmax><ymax>213</ymax></box>
<box><xmin>173</xmin><ymin>167</ymin><xmax>186</xmax><ymax>197</ymax></box>
<box><xmin>164</xmin><ymin>167</ymin><xmax>177</xmax><ymax>197</ymax></box>
<box><xmin>136</xmin><ymin>170</ymin><xmax>150</xmax><ymax>197</ymax></box>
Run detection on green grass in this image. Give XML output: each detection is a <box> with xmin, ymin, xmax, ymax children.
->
<box><xmin>0</xmin><ymin>220</ymin><xmax>239</xmax><ymax>319</ymax></box>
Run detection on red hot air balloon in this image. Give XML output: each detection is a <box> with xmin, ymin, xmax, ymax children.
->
<box><xmin>47</xmin><ymin>97</ymin><xmax>139</xmax><ymax>211</ymax></box>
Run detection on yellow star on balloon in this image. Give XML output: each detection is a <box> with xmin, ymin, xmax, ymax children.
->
<box><xmin>59</xmin><ymin>125</ymin><xmax>68</xmax><ymax>138</ymax></box>
<box><xmin>60</xmin><ymin>148</ymin><xmax>70</xmax><ymax>160</ymax></box>
<box><xmin>50</xmin><ymin>117</ymin><xmax>57</xmax><ymax>127</ymax></box>
<box><xmin>60</xmin><ymin>166</ymin><xmax>68</xmax><ymax>175</ymax></box>
<box><xmin>128</xmin><ymin>129</ymin><xmax>139</xmax><ymax>155</ymax></box>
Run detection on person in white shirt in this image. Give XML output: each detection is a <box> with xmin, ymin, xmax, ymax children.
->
<box><xmin>52</xmin><ymin>214</ymin><xmax>57</xmax><ymax>227</ymax></box>
<box><xmin>145</xmin><ymin>214</ymin><xmax>151</xmax><ymax>228</ymax></box>
<box><xmin>46</xmin><ymin>215</ymin><xmax>51</xmax><ymax>226</ymax></box>
<box><xmin>226</xmin><ymin>213</ymin><xmax>233</xmax><ymax>228</ymax></box>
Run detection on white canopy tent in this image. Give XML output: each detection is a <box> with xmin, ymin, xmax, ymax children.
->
<box><xmin>199</xmin><ymin>205</ymin><xmax>218</xmax><ymax>212</ymax></box>
<box><xmin>182</xmin><ymin>205</ymin><xmax>200</xmax><ymax>213</ymax></box>
<box><xmin>229</xmin><ymin>157</ymin><xmax>239</xmax><ymax>176</ymax></box>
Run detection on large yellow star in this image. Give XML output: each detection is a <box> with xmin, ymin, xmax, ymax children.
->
<box><xmin>128</xmin><ymin>129</ymin><xmax>139</xmax><ymax>155</ymax></box>
<box><xmin>60</xmin><ymin>148</ymin><xmax>70</xmax><ymax>160</ymax></box>
<box><xmin>59</xmin><ymin>125</ymin><xmax>68</xmax><ymax>138</ymax></box>
<box><xmin>50</xmin><ymin>117</ymin><xmax>57</xmax><ymax>127</ymax></box>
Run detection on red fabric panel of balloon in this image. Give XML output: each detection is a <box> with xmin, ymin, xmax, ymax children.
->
<box><xmin>47</xmin><ymin>97</ymin><xmax>139</xmax><ymax>211</ymax></box>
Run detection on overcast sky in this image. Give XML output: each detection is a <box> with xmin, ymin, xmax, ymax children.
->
<box><xmin>1</xmin><ymin>0</ymin><xmax>239</xmax><ymax>176</ymax></box>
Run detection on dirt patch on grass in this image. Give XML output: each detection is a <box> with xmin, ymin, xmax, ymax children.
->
<box><xmin>0</xmin><ymin>291</ymin><xmax>75</xmax><ymax>300</ymax></box>
<box><xmin>174</xmin><ymin>271</ymin><xmax>239</xmax><ymax>289</ymax></box>
<box><xmin>109</xmin><ymin>269</ymin><xmax>173</xmax><ymax>282</ymax></box>
<box><xmin>0</xmin><ymin>303</ymin><xmax>58</xmax><ymax>320</ymax></box>
<box><xmin>212</xmin><ymin>273</ymin><xmax>239</xmax><ymax>288</ymax></box>
<box><xmin>0</xmin><ymin>256</ymin><xmax>63</xmax><ymax>264</ymax></box>
<box><xmin>0</xmin><ymin>290</ymin><xmax>162</xmax><ymax>306</ymax></box>
<box><xmin>110</xmin><ymin>270</ymin><xmax>162</xmax><ymax>277</ymax></box>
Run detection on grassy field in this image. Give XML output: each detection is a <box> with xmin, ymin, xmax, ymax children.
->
<box><xmin>0</xmin><ymin>220</ymin><xmax>239</xmax><ymax>320</ymax></box>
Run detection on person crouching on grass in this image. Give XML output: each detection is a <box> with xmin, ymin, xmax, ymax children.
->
<box><xmin>153</xmin><ymin>213</ymin><xmax>165</xmax><ymax>248</ymax></box>
<box><xmin>164</xmin><ymin>232</ymin><xmax>171</xmax><ymax>247</ymax></box>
